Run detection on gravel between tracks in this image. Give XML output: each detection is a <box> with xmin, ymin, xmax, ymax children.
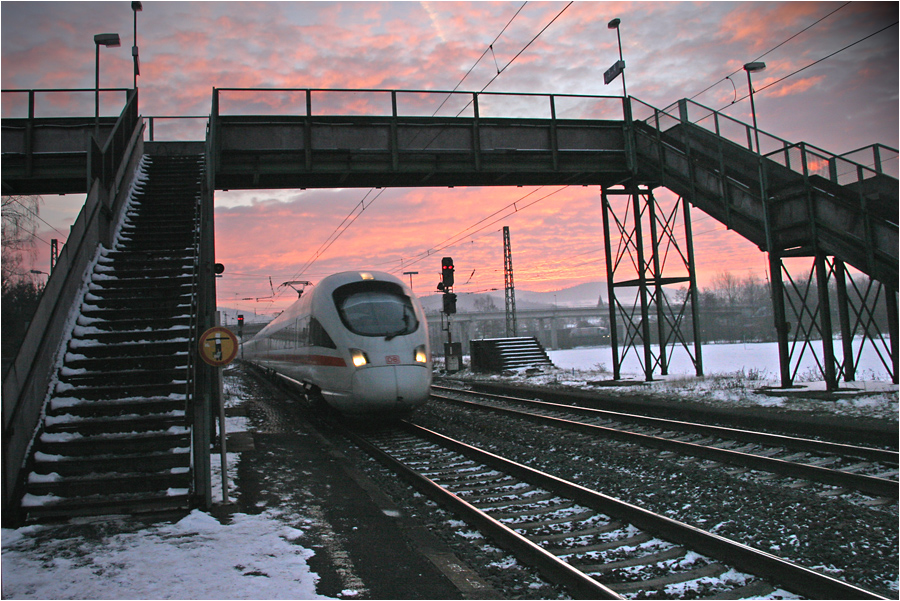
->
<box><xmin>402</xmin><ymin>397</ymin><xmax>898</xmax><ymax>599</ymax></box>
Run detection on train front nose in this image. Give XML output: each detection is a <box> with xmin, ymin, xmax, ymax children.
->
<box><xmin>351</xmin><ymin>365</ymin><xmax>431</xmax><ymax>412</ymax></box>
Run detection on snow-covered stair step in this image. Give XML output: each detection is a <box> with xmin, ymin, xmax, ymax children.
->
<box><xmin>65</xmin><ymin>340</ymin><xmax>189</xmax><ymax>361</ymax></box>
<box><xmin>64</xmin><ymin>351</ymin><xmax>188</xmax><ymax>373</ymax></box>
<box><xmin>88</xmin><ymin>274</ymin><xmax>193</xmax><ymax>291</ymax></box>
<box><xmin>22</xmin><ymin>489</ymin><xmax>191</xmax><ymax>522</ymax></box>
<box><xmin>81</xmin><ymin>293</ymin><xmax>191</xmax><ymax>312</ymax></box>
<box><xmin>45</xmin><ymin>410</ymin><xmax>186</xmax><ymax>435</ymax></box>
<box><xmin>27</xmin><ymin>469</ymin><xmax>191</xmax><ymax>500</ymax></box>
<box><xmin>57</xmin><ymin>363</ymin><xmax>186</xmax><ymax>387</ymax></box>
<box><xmin>74</xmin><ymin>314</ymin><xmax>192</xmax><ymax>332</ymax></box>
<box><xmin>30</xmin><ymin>448</ymin><xmax>190</xmax><ymax>479</ymax></box>
<box><xmin>37</xmin><ymin>426</ymin><xmax>190</xmax><ymax>456</ymax></box>
<box><xmin>95</xmin><ymin>264</ymin><xmax>194</xmax><ymax>281</ymax></box>
<box><xmin>53</xmin><ymin>378</ymin><xmax>186</xmax><ymax>402</ymax></box>
<box><xmin>68</xmin><ymin>326</ymin><xmax>191</xmax><ymax>345</ymax></box>
<box><xmin>48</xmin><ymin>395</ymin><xmax>186</xmax><ymax>419</ymax></box>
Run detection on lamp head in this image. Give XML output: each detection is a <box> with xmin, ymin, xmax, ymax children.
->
<box><xmin>608</xmin><ymin>18</ymin><xmax>621</xmax><ymax>29</ymax></box>
<box><xmin>743</xmin><ymin>61</ymin><xmax>766</xmax><ymax>73</ymax></box>
<box><xmin>132</xmin><ymin>1</ymin><xmax>143</xmax><ymax>11</ymax></box>
<box><xmin>94</xmin><ymin>33</ymin><xmax>121</xmax><ymax>47</ymax></box>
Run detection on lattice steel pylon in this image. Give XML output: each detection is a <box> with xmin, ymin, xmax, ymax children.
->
<box><xmin>503</xmin><ymin>226</ymin><xmax>517</xmax><ymax>337</ymax></box>
<box><xmin>601</xmin><ymin>184</ymin><xmax>703</xmax><ymax>381</ymax></box>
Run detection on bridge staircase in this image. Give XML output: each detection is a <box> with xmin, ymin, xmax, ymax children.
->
<box><xmin>21</xmin><ymin>154</ymin><xmax>204</xmax><ymax>522</ymax></box>
<box><xmin>630</xmin><ymin>102</ymin><xmax>898</xmax><ymax>289</ymax></box>
<box><xmin>470</xmin><ymin>337</ymin><xmax>554</xmax><ymax>373</ymax></box>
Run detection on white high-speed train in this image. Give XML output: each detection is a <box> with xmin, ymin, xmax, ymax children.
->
<box><xmin>241</xmin><ymin>271</ymin><xmax>432</xmax><ymax>415</ymax></box>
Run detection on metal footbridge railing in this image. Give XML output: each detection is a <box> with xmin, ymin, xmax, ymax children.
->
<box><xmin>630</xmin><ymin>97</ymin><xmax>898</xmax><ymax>289</ymax></box>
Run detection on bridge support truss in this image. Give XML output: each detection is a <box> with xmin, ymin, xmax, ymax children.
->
<box><xmin>601</xmin><ymin>184</ymin><xmax>703</xmax><ymax>381</ymax></box>
<box><xmin>771</xmin><ymin>253</ymin><xmax>898</xmax><ymax>389</ymax></box>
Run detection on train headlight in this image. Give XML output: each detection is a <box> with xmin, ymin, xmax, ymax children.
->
<box><xmin>414</xmin><ymin>345</ymin><xmax>428</xmax><ymax>364</ymax></box>
<box><xmin>350</xmin><ymin>348</ymin><xmax>369</xmax><ymax>367</ymax></box>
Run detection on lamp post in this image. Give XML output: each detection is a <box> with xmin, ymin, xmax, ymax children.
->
<box><xmin>403</xmin><ymin>271</ymin><xmax>418</xmax><ymax>291</ymax></box>
<box><xmin>132</xmin><ymin>2</ymin><xmax>143</xmax><ymax>89</ymax></box>
<box><xmin>744</xmin><ymin>60</ymin><xmax>788</xmax><ymax>386</ymax></box>
<box><xmin>743</xmin><ymin>61</ymin><xmax>766</xmax><ymax>154</ymax></box>
<box><xmin>607</xmin><ymin>18</ymin><xmax>626</xmax><ymax>97</ymax></box>
<box><xmin>94</xmin><ymin>33</ymin><xmax>121</xmax><ymax>138</ymax></box>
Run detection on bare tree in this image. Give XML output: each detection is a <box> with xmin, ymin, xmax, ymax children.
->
<box><xmin>473</xmin><ymin>295</ymin><xmax>497</xmax><ymax>312</ymax></box>
<box><xmin>2</xmin><ymin>195</ymin><xmax>42</xmax><ymax>288</ymax></box>
<box><xmin>712</xmin><ymin>270</ymin><xmax>741</xmax><ymax>306</ymax></box>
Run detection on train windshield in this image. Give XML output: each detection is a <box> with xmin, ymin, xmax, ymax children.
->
<box><xmin>333</xmin><ymin>281</ymin><xmax>419</xmax><ymax>338</ymax></box>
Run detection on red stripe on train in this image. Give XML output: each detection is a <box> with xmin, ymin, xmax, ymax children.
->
<box><xmin>265</xmin><ymin>353</ymin><xmax>347</xmax><ymax>367</ymax></box>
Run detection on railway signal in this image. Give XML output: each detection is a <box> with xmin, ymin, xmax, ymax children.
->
<box><xmin>441</xmin><ymin>257</ymin><xmax>454</xmax><ymax>289</ymax></box>
<box><xmin>442</xmin><ymin>292</ymin><xmax>457</xmax><ymax>314</ymax></box>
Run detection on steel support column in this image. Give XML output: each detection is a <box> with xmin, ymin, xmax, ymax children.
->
<box><xmin>601</xmin><ymin>188</ymin><xmax>621</xmax><ymax>379</ymax></box>
<box><xmin>815</xmin><ymin>253</ymin><xmax>838</xmax><ymax>390</ymax></box>
<box><xmin>630</xmin><ymin>186</ymin><xmax>654</xmax><ymax>381</ymax></box>
<box><xmin>602</xmin><ymin>185</ymin><xmax>702</xmax><ymax>382</ymax></box>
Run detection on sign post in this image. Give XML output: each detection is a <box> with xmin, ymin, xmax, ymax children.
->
<box><xmin>198</xmin><ymin>326</ymin><xmax>239</xmax><ymax>504</ymax></box>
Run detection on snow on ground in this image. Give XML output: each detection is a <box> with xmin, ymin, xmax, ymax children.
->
<box><xmin>463</xmin><ymin>340</ymin><xmax>899</xmax><ymax>421</ymax></box>
<box><xmin>2</xmin><ymin>342</ymin><xmax>896</xmax><ymax>599</ymax></box>
<box><xmin>1</xmin><ymin>367</ymin><xmax>332</xmax><ymax>601</ymax></box>
<box><xmin>1</xmin><ymin>510</ymin><xmax>326</xmax><ymax>600</ymax></box>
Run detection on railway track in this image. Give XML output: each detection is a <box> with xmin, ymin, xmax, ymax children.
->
<box><xmin>345</xmin><ymin>421</ymin><xmax>885</xmax><ymax>600</ymax></box>
<box><xmin>431</xmin><ymin>385</ymin><xmax>899</xmax><ymax>500</ymax></box>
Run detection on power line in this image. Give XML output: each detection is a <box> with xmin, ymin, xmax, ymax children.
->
<box><xmin>714</xmin><ymin>19</ymin><xmax>898</xmax><ymax>113</ymax></box>
<box><xmin>5</xmin><ymin>196</ymin><xmax>68</xmax><ymax>241</ymax></box>
<box><xmin>389</xmin><ymin>186</ymin><xmax>570</xmax><ymax>274</ymax></box>
<box><xmin>690</xmin><ymin>2</ymin><xmax>851</xmax><ymax>102</ymax></box>
<box><xmin>275</xmin><ymin>187</ymin><xmax>389</xmax><ymax>299</ymax></box>
<box><xmin>430</xmin><ymin>2</ymin><xmax>528</xmax><ymax>116</ymax></box>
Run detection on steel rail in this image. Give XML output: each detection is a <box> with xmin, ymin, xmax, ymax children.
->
<box><xmin>350</xmin><ymin>421</ymin><xmax>885</xmax><ymax>600</ymax></box>
<box><xmin>430</xmin><ymin>391</ymin><xmax>898</xmax><ymax>498</ymax></box>
<box><xmin>344</xmin><ymin>426</ymin><xmax>623</xmax><ymax>600</ymax></box>
<box><xmin>432</xmin><ymin>385</ymin><xmax>898</xmax><ymax>463</ymax></box>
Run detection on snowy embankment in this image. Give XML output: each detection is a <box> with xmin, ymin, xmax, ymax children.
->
<box><xmin>480</xmin><ymin>340</ymin><xmax>897</xmax><ymax>422</ymax></box>
<box><xmin>2</xmin><ymin>371</ymin><xmax>332</xmax><ymax>600</ymax></box>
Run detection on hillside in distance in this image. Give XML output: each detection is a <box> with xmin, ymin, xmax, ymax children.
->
<box><xmin>420</xmin><ymin>281</ymin><xmax>606</xmax><ymax>313</ymax></box>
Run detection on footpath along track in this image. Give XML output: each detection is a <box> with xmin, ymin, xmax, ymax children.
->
<box><xmin>344</xmin><ymin>421</ymin><xmax>886</xmax><ymax>600</ymax></box>
<box><xmin>431</xmin><ymin>385</ymin><xmax>899</xmax><ymax>500</ymax></box>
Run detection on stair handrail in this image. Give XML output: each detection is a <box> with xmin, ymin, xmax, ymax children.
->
<box><xmin>630</xmin><ymin>97</ymin><xmax>898</xmax><ymax>188</ymax></box>
<box><xmin>1</xmin><ymin>93</ymin><xmax>145</xmax><ymax>526</ymax></box>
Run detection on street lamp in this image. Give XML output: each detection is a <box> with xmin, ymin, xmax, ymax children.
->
<box><xmin>743</xmin><ymin>61</ymin><xmax>766</xmax><ymax>155</ymax></box>
<box><xmin>132</xmin><ymin>2</ymin><xmax>143</xmax><ymax>89</ymax></box>
<box><xmin>94</xmin><ymin>33</ymin><xmax>121</xmax><ymax>138</ymax></box>
<box><xmin>607</xmin><ymin>18</ymin><xmax>626</xmax><ymax>97</ymax></box>
<box><xmin>403</xmin><ymin>271</ymin><xmax>418</xmax><ymax>290</ymax></box>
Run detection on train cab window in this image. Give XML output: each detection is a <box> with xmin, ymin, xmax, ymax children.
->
<box><xmin>333</xmin><ymin>281</ymin><xmax>419</xmax><ymax>338</ymax></box>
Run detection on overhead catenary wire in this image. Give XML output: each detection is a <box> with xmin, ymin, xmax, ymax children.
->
<box><xmin>388</xmin><ymin>186</ymin><xmax>571</xmax><ymax>275</ymax></box>
<box><xmin>712</xmin><ymin>18</ymin><xmax>898</xmax><ymax>113</ymax></box>
<box><xmin>5</xmin><ymin>196</ymin><xmax>68</xmax><ymax>241</ymax></box>
<box><xmin>690</xmin><ymin>2</ymin><xmax>851</xmax><ymax>102</ymax></box>
<box><xmin>274</xmin><ymin>3</ymin><xmax>575</xmax><ymax>293</ymax></box>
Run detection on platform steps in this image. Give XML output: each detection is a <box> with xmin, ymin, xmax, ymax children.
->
<box><xmin>470</xmin><ymin>337</ymin><xmax>555</xmax><ymax>372</ymax></box>
<box><xmin>21</xmin><ymin>154</ymin><xmax>204</xmax><ymax>522</ymax></box>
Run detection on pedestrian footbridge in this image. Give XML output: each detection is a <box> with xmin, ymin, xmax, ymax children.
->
<box><xmin>2</xmin><ymin>87</ymin><xmax>896</xmax><ymax>525</ymax></box>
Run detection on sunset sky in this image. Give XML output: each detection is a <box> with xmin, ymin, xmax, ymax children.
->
<box><xmin>2</xmin><ymin>1</ymin><xmax>897</xmax><ymax>318</ymax></box>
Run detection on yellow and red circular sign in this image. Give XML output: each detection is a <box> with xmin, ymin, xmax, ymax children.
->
<box><xmin>199</xmin><ymin>326</ymin><xmax>239</xmax><ymax>366</ymax></box>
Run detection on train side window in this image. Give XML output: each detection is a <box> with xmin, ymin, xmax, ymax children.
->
<box><xmin>309</xmin><ymin>317</ymin><xmax>336</xmax><ymax>349</ymax></box>
<box><xmin>299</xmin><ymin>316</ymin><xmax>310</xmax><ymax>347</ymax></box>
